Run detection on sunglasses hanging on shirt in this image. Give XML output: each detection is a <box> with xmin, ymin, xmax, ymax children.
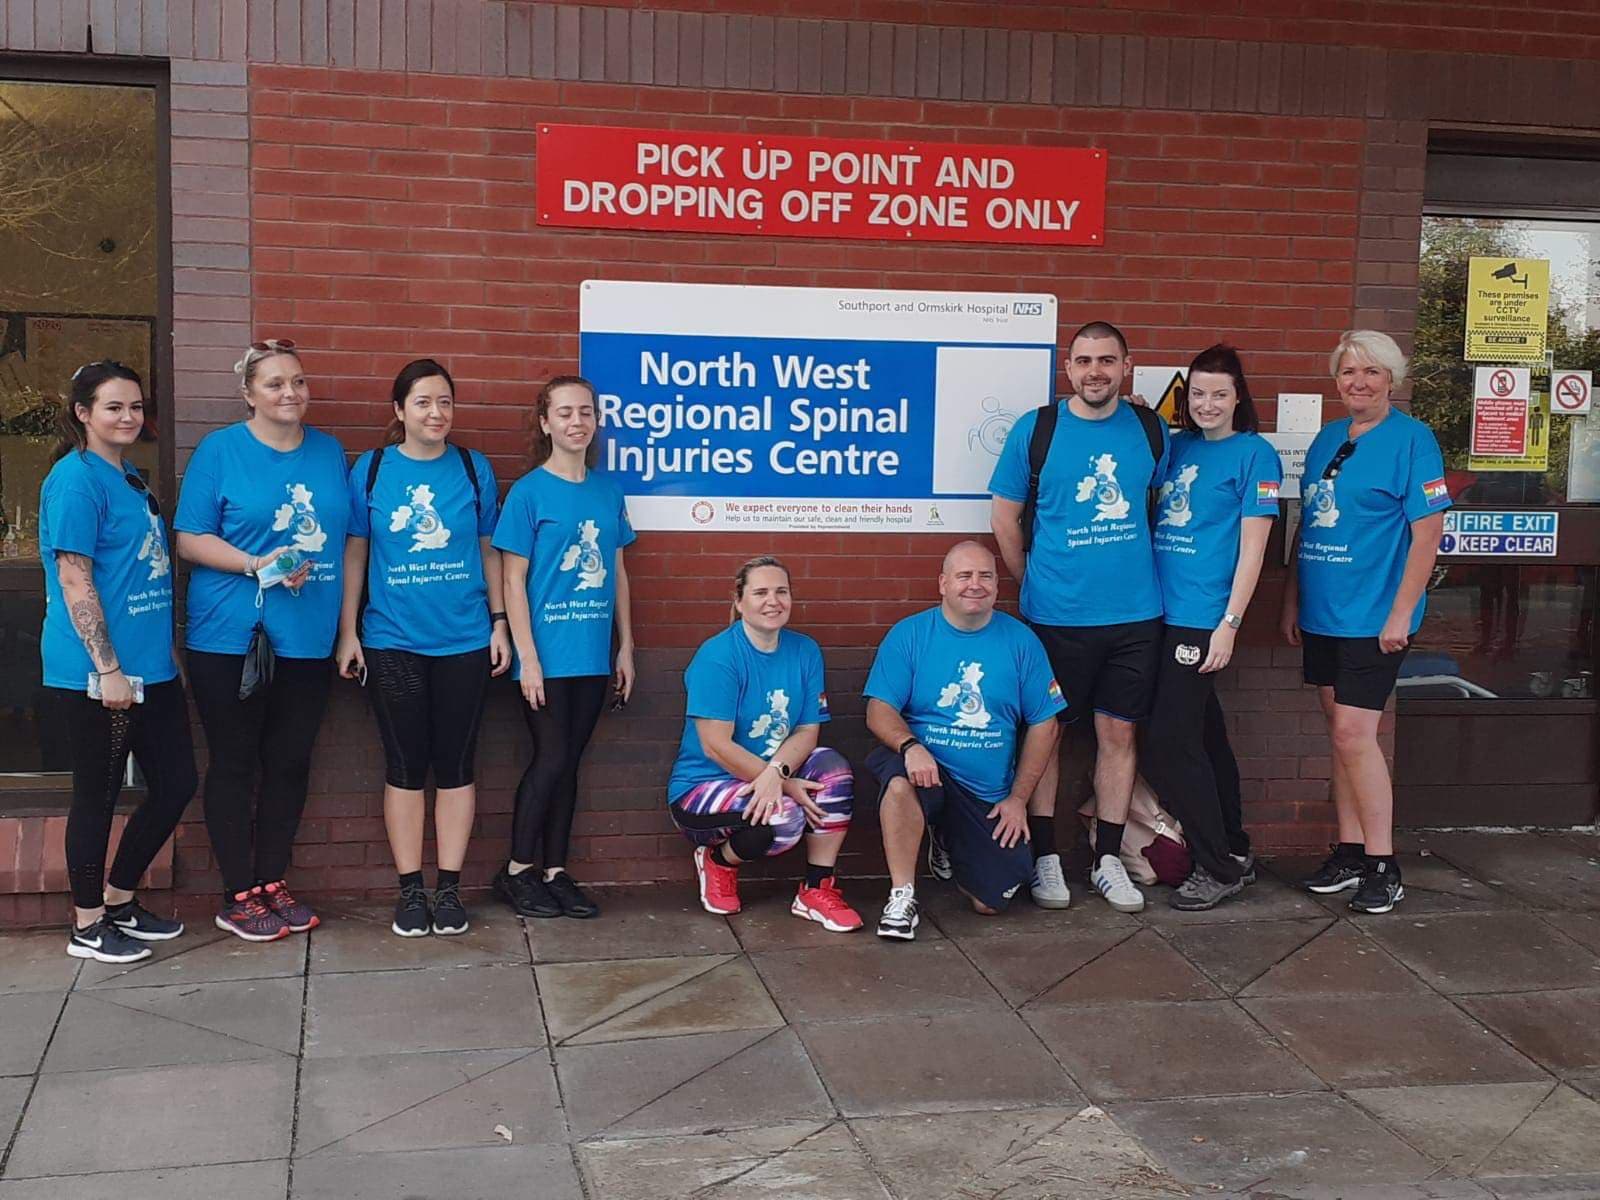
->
<box><xmin>1321</xmin><ymin>440</ymin><xmax>1357</xmax><ymax>480</ymax></box>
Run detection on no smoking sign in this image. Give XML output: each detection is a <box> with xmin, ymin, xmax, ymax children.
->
<box><xmin>1553</xmin><ymin>369</ymin><xmax>1592</xmax><ymax>415</ymax></box>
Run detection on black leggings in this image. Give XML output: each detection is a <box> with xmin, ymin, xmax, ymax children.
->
<box><xmin>55</xmin><ymin>680</ymin><xmax>198</xmax><ymax>909</ymax></box>
<box><xmin>188</xmin><ymin>651</ymin><xmax>333</xmax><ymax>896</ymax></box>
<box><xmin>511</xmin><ymin>674</ymin><xmax>608</xmax><ymax>869</ymax></box>
<box><xmin>366</xmin><ymin>647</ymin><xmax>491</xmax><ymax>789</ymax></box>
<box><xmin>1140</xmin><ymin>626</ymin><xmax>1251</xmax><ymax>885</ymax></box>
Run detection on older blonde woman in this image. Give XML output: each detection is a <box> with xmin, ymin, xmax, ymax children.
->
<box><xmin>1280</xmin><ymin>330</ymin><xmax>1451</xmax><ymax>914</ymax></box>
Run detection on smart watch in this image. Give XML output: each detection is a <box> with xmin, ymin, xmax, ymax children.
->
<box><xmin>898</xmin><ymin>736</ymin><xmax>922</xmax><ymax>755</ymax></box>
<box><xmin>773</xmin><ymin>759</ymin><xmax>793</xmax><ymax>779</ymax></box>
<box><xmin>1223</xmin><ymin>612</ymin><xmax>1242</xmax><ymax>629</ymax></box>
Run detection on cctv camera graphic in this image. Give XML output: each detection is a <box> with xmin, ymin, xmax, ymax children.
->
<box><xmin>1491</xmin><ymin>261</ymin><xmax>1529</xmax><ymax>288</ymax></box>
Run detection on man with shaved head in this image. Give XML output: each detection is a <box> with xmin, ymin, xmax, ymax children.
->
<box><xmin>863</xmin><ymin>541</ymin><xmax>1065</xmax><ymax>939</ymax></box>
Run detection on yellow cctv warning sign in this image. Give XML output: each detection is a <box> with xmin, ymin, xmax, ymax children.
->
<box><xmin>1465</xmin><ymin>256</ymin><xmax>1550</xmax><ymax>363</ymax></box>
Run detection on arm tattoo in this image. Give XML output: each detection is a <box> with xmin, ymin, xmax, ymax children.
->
<box><xmin>57</xmin><ymin>552</ymin><xmax>119</xmax><ymax>672</ymax></box>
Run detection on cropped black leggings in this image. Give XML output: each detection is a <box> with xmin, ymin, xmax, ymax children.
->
<box><xmin>365</xmin><ymin>647</ymin><xmax>491</xmax><ymax>790</ymax></box>
<box><xmin>188</xmin><ymin>651</ymin><xmax>333</xmax><ymax>896</ymax></box>
<box><xmin>511</xmin><ymin>674</ymin><xmax>609</xmax><ymax>869</ymax></box>
<box><xmin>55</xmin><ymin>680</ymin><xmax>198</xmax><ymax>909</ymax></box>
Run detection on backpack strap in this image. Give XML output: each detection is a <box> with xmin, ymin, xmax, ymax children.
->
<box><xmin>455</xmin><ymin>444</ymin><xmax>482</xmax><ymax>520</ymax></box>
<box><xmin>1020</xmin><ymin>400</ymin><xmax>1060</xmax><ymax>554</ymax></box>
<box><xmin>1128</xmin><ymin>400</ymin><xmax>1167</xmax><ymax>525</ymax></box>
<box><xmin>364</xmin><ymin>444</ymin><xmax>385</xmax><ymax>501</ymax></box>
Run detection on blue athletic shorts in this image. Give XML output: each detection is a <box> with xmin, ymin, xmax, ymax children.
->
<box><xmin>866</xmin><ymin>744</ymin><xmax>1032</xmax><ymax>911</ymax></box>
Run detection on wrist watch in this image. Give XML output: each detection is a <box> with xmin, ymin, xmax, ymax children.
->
<box><xmin>243</xmin><ymin>556</ymin><xmax>257</xmax><ymax>578</ymax></box>
<box><xmin>773</xmin><ymin>759</ymin><xmax>793</xmax><ymax>779</ymax></box>
<box><xmin>898</xmin><ymin>736</ymin><xmax>921</xmax><ymax>755</ymax></box>
<box><xmin>1223</xmin><ymin>612</ymin><xmax>1242</xmax><ymax>629</ymax></box>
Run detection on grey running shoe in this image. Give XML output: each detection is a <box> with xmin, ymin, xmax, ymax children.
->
<box><xmin>1169</xmin><ymin>864</ymin><xmax>1246</xmax><ymax>911</ymax></box>
<box><xmin>1029</xmin><ymin>853</ymin><xmax>1071</xmax><ymax>909</ymax></box>
<box><xmin>1232</xmin><ymin>852</ymin><xmax>1257</xmax><ymax>886</ymax></box>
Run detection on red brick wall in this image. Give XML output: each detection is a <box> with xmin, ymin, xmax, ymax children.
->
<box><xmin>156</xmin><ymin>61</ymin><xmax>1368</xmax><ymax>896</ymax></box>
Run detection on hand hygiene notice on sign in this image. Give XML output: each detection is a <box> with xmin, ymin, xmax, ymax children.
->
<box><xmin>539</xmin><ymin>125</ymin><xmax>1107</xmax><ymax>246</ymax></box>
<box><xmin>579</xmin><ymin>281</ymin><xmax>1058</xmax><ymax>532</ymax></box>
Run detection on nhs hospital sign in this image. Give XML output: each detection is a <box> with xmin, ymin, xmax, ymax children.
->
<box><xmin>578</xmin><ymin>281</ymin><xmax>1058</xmax><ymax>532</ymax></box>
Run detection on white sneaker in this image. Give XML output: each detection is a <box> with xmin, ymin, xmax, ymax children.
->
<box><xmin>1091</xmin><ymin>854</ymin><xmax>1146</xmax><ymax>913</ymax></box>
<box><xmin>927</xmin><ymin>830</ymin><xmax>953</xmax><ymax>881</ymax></box>
<box><xmin>1029</xmin><ymin>853</ymin><xmax>1071</xmax><ymax>909</ymax></box>
<box><xmin>877</xmin><ymin>884</ymin><xmax>920</xmax><ymax>940</ymax></box>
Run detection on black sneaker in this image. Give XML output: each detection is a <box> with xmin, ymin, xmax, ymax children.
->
<box><xmin>1301</xmin><ymin>847</ymin><xmax>1366</xmax><ymax>894</ymax></box>
<box><xmin>492</xmin><ymin>867</ymin><xmax>561</xmax><ymax>918</ymax></box>
<box><xmin>106</xmin><ymin>898</ymin><xmax>185</xmax><ymax>941</ymax></box>
<box><xmin>431</xmin><ymin>883</ymin><xmax>469</xmax><ymax>935</ymax></box>
<box><xmin>546</xmin><ymin>871</ymin><xmax>599</xmax><ymax>919</ymax></box>
<box><xmin>392</xmin><ymin>883</ymin><xmax>431</xmax><ymax>937</ymax></box>
<box><xmin>68</xmin><ymin>916</ymin><xmax>153</xmax><ymax>963</ymax></box>
<box><xmin>1349</xmin><ymin>861</ymin><xmax>1405</xmax><ymax>914</ymax></box>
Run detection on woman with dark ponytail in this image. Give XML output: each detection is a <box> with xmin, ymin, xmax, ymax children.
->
<box><xmin>39</xmin><ymin>361</ymin><xmax>197</xmax><ymax>962</ymax></box>
<box><xmin>336</xmin><ymin>359</ymin><xmax>508</xmax><ymax>938</ymax></box>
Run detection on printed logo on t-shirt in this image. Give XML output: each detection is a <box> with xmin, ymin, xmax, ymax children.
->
<box><xmin>936</xmin><ymin>660</ymin><xmax>993</xmax><ymax>731</ymax></box>
<box><xmin>748</xmin><ymin>688</ymin><xmax>792</xmax><ymax>755</ymax></box>
<box><xmin>138</xmin><ymin>511</ymin><xmax>170</xmax><ymax>581</ymax></box>
<box><xmin>1156</xmin><ymin>464</ymin><xmax>1199</xmax><ymax>528</ymax></box>
<box><xmin>1047</xmin><ymin>678</ymin><xmax>1064</xmax><ymax>705</ymax></box>
<box><xmin>1422</xmin><ymin>477</ymin><xmax>1449</xmax><ymax>505</ymax></box>
<box><xmin>1304</xmin><ymin>477</ymin><xmax>1341</xmax><ymax>529</ymax></box>
<box><xmin>559</xmin><ymin>519</ymin><xmax>607</xmax><ymax>590</ymax></box>
<box><xmin>1074</xmin><ymin>453</ymin><xmax>1131</xmax><ymax>522</ymax></box>
<box><xmin>817</xmin><ymin>691</ymin><xmax>830</xmax><ymax>717</ymax></box>
<box><xmin>389</xmin><ymin>483</ymin><xmax>452</xmax><ymax>552</ymax></box>
<box><xmin>272</xmin><ymin>483</ymin><xmax>329</xmax><ymax>553</ymax></box>
<box><xmin>1257</xmin><ymin>480</ymin><xmax>1281</xmax><ymax>504</ymax></box>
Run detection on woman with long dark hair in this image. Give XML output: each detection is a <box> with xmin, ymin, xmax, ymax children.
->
<box><xmin>490</xmin><ymin>376</ymin><xmax>635</xmax><ymax>919</ymax></box>
<box><xmin>175</xmin><ymin>339</ymin><xmax>348</xmax><ymax>941</ymax></box>
<box><xmin>39</xmin><ymin>361</ymin><xmax>197</xmax><ymax>961</ymax></box>
<box><xmin>337</xmin><ymin>359</ymin><xmax>509</xmax><ymax>937</ymax></box>
<box><xmin>1141</xmin><ymin>344</ymin><xmax>1282</xmax><ymax>910</ymax></box>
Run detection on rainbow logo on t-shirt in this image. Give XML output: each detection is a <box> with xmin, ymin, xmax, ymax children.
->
<box><xmin>1422</xmin><ymin>478</ymin><xmax>1449</xmax><ymax>504</ymax></box>
<box><xmin>1047</xmin><ymin>679</ymin><xmax>1064</xmax><ymax>704</ymax></box>
<box><xmin>1256</xmin><ymin>480</ymin><xmax>1280</xmax><ymax>503</ymax></box>
<box><xmin>817</xmin><ymin>691</ymin><xmax>830</xmax><ymax>716</ymax></box>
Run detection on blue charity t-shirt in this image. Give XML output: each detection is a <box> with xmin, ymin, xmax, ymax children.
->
<box><xmin>175</xmin><ymin>422</ymin><xmax>350</xmax><ymax>658</ymax></box>
<box><xmin>349</xmin><ymin>445</ymin><xmax>500</xmax><ymax>656</ymax></box>
<box><xmin>667</xmin><ymin>624</ymin><xmax>830</xmax><ymax>801</ymax></box>
<box><xmin>864</xmin><ymin>607</ymin><xmax>1065</xmax><ymax>805</ymax></box>
<box><xmin>491</xmin><ymin>467</ymin><xmax>636</xmax><ymax>680</ymax></box>
<box><xmin>989</xmin><ymin>399</ymin><xmax>1171</xmax><ymax>626</ymax></box>
<box><xmin>1154</xmin><ymin>430</ymin><xmax>1283</xmax><ymax>630</ymax></box>
<box><xmin>37</xmin><ymin>451</ymin><xmax>179</xmax><ymax>689</ymax></box>
<box><xmin>1297</xmin><ymin>409</ymin><xmax>1451</xmax><ymax>638</ymax></box>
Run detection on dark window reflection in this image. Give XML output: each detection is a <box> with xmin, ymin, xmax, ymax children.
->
<box><xmin>1405</xmin><ymin>564</ymin><xmax>1597</xmax><ymax>701</ymax></box>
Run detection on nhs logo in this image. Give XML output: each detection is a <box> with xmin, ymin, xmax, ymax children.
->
<box><xmin>1013</xmin><ymin>302</ymin><xmax>1044</xmax><ymax>316</ymax></box>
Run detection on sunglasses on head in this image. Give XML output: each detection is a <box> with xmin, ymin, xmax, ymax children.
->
<box><xmin>1321</xmin><ymin>440</ymin><xmax>1357</xmax><ymax>480</ymax></box>
<box><xmin>123</xmin><ymin>469</ymin><xmax>160</xmax><ymax>517</ymax></box>
<box><xmin>71</xmin><ymin>358</ymin><xmax>131</xmax><ymax>382</ymax></box>
<box><xmin>247</xmin><ymin>338</ymin><xmax>296</xmax><ymax>354</ymax></box>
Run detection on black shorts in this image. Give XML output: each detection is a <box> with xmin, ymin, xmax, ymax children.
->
<box><xmin>1301</xmin><ymin>632</ymin><xmax>1407</xmax><ymax>711</ymax></box>
<box><xmin>866</xmin><ymin>745</ymin><xmax>1032</xmax><ymax>911</ymax></box>
<box><xmin>1030</xmin><ymin>618</ymin><xmax>1163</xmax><ymax>723</ymax></box>
<box><xmin>366</xmin><ymin>646</ymin><xmax>492</xmax><ymax>789</ymax></box>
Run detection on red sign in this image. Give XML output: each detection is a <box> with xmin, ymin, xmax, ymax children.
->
<box><xmin>1472</xmin><ymin>396</ymin><xmax>1529</xmax><ymax>456</ymax></box>
<box><xmin>536</xmin><ymin>124</ymin><xmax>1107</xmax><ymax>246</ymax></box>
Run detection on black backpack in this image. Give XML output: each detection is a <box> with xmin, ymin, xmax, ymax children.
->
<box><xmin>1020</xmin><ymin>398</ymin><xmax>1166</xmax><ymax>552</ymax></box>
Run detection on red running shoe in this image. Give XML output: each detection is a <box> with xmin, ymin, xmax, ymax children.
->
<box><xmin>260</xmin><ymin>880</ymin><xmax>320</xmax><ymax>932</ymax></box>
<box><xmin>694</xmin><ymin>845</ymin><xmax>741</xmax><ymax>915</ymax></box>
<box><xmin>791</xmin><ymin>877</ymin><xmax>864</xmax><ymax>932</ymax></box>
<box><xmin>215</xmin><ymin>888</ymin><xmax>290</xmax><ymax>942</ymax></box>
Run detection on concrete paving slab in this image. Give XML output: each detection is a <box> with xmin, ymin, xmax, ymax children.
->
<box><xmin>1162</xmin><ymin>918</ymin><xmax>1333</xmax><ymax>995</ymax></box>
<box><xmin>752</xmin><ymin>940</ymin><xmax>1005</xmax><ymax>1023</ymax></box>
<box><xmin>565</xmin><ymin>957</ymin><xmax>783</xmax><ymax>1045</ymax></box>
<box><xmin>304</xmin><ymin>965</ymin><xmax>542</xmax><ymax>1057</ymax></box>
<box><xmin>536</xmin><ymin>954</ymin><xmax>733</xmax><ymax>1042</ymax></box>
<box><xmin>1114</xmin><ymin>1091</ymin><xmax>1436</xmax><ymax>1191</ymax></box>
<box><xmin>919</xmin><ymin>885</ymin><xmax>1140</xmax><ymax>942</ymax></box>
<box><xmin>1539</xmin><ymin>911</ymin><xmax>1600</xmax><ymax>956</ymax></box>
<box><xmin>296</xmin><ymin>1047</ymin><xmax>565</xmax><ymax>1155</ymax></box>
<box><xmin>288</xmin><ymin>1144</ymin><xmax>583</xmax><ymax>1200</ymax></box>
<box><xmin>1483</xmin><ymin>1174</ymin><xmax>1600</xmax><ymax>1198</ymax></box>
<box><xmin>0</xmin><ymin>933</ymin><xmax>80</xmax><ymax>995</ymax></box>
<box><xmin>952</xmin><ymin>928</ymin><xmax>1135</xmax><ymax>1007</ymax></box>
<box><xmin>556</xmin><ymin>1029</ymin><xmax>775</xmax><ymax>1138</ymax></box>
<box><xmin>1242</xmin><ymin>994</ymin><xmax>1549</xmax><ymax>1088</ymax></box>
<box><xmin>0</xmin><ymin>992</ymin><xmax>63</xmax><ymax>1077</ymax></box>
<box><xmin>1239</xmin><ymin>922</ymin><xmax>1435</xmax><ymax>997</ymax></box>
<box><xmin>1206</xmin><ymin>1180</ymin><xmax>1493</xmax><ymax>1199</ymax></box>
<box><xmin>576</xmin><ymin>1121</ymin><xmax>867</xmax><ymax>1199</ymax></box>
<box><xmin>0</xmin><ymin>1160</ymin><xmax>288</xmax><ymax>1200</ymax></box>
<box><xmin>1025</xmin><ymin>928</ymin><xmax>1223</xmax><ymax>1006</ymax></box>
<box><xmin>799</xmin><ymin>1010</ymin><xmax>1081</xmax><ymax>1117</ymax></box>
<box><xmin>1345</xmin><ymin>1082</ymin><xmax>1554</xmax><ymax>1175</ymax></box>
<box><xmin>77</xmin><ymin>928</ymin><xmax>305</xmax><ymax>990</ymax></box>
<box><xmin>1027</xmin><ymin>1000</ymin><xmax>1322</xmax><ymax>1102</ymax></box>
<box><xmin>1367</xmin><ymin>912</ymin><xmax>1600</xmax><ymax>994</ymax></box>
<box><xmin>1139</xmin><ymin>875</ymin><xmax>1332</xmax><ymax>925</ymax></box>
<box><xmin>6</xmin><ymin>1059</ymin><xmax>295</xmax><ymax>1177</ymax></box>
<box><xmin>1462</xmin><ymin>989</ymin><xmax>1600</xmax><ymax>1074</ymax></box>
<box><xmin>523</xmin><ymin>885</ymin><xmax>739</xmax><ymax>963</ymax></box>
<box><xmin>306</xmin><ymin>904</ymin><xmax>530</xmax><ymax>973</ymax></box>
<box><xmin>0</xmin><ymin>1075</ymin><xmax>34</xmax><ymax>1145</ymax></box>
<box><xmin>1414</xmin><ymin>832</ymin><xmax>1600</xmax><ymax>913</ymax></box>
<box><xmin>1475</xmin><ymin>1085</ymin><xmax>1600</xmax><ymax>1177</ymax></box>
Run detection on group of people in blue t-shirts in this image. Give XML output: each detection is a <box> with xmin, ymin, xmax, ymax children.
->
<box><xmin>40</xmin><ymin>319</ymin><xmax>1448</xmax><ymax>963</ymax></box>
